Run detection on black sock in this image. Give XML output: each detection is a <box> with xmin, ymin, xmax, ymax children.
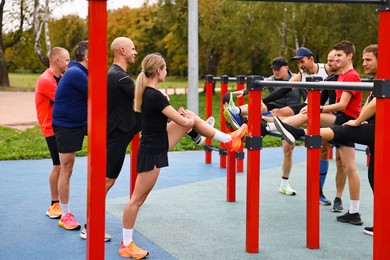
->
<box><xmin>187</xmin><ymin>129</ymin><xmax>199</xmax><ymax>139</ymax></box>
<box><xmin>51</xmin><ymin>200</ymin><xmax>59</xmax><ymax>206</ymax></box>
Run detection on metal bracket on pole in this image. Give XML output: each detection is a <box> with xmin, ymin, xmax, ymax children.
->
<box><xmin>377</xmin><ymin>0</ymin><xmax>390</xmax><ymax>11</ymax></box>
<box><xmin>219</xmin><ymin>148</ymin><xmax>228</xmax><ymax>156</ymax></box>
<box><xmin>373</xmin><ymin>79</ymin><xmax>390</xmax><ymax>98</ymax></box>
<box><xmin>220</xmin><ymin>75</ymin><xmax>229</xmax><ymax>84</ymax></box>
<box><xmin>237</xmin><ymin>75</ymin><xmax>246</xmax><ymax>84</ymax></box>
<box><xmin>246</xmin><ymin>75</ymin><xmax>264</xmax><ymax>91</ymax></box>
<box><xmin>245</xmin><ymin>136</ymin><xmax>262</xmax><ymax>150</ymax></box>
<box><xmin>304</xmin><ymin>135</ymin><xmax>322</xmax><ymax>149</ymax></box>
<box><xmin>236</xmin><ymin>151</ymin><xmax>245</xmax><ymax>160</ymax></box>
<box><xmin>205</xmin><ymin>74</ymin><xmax>215</xmax><ymax>83</ymax></box>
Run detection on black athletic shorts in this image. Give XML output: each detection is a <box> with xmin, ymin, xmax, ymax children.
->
<box><xmin>288</xmin><ymin>103</ymin><xmax>307</xmax><ymax>115</ymax></box>
<box><xmin>330</xmin><ymin>112</ymin><xmax>356</xmax><ymax>148</ymax></box>
<box><xmin>53</xmin><ymin>124</ymin><xmax>87</xmax><ymax>153</ymax></box>
<box><xmin>137</xmin><ymin>151</ymin><xmax>168</xmax><ymax>173</ymax></box>
<box><xmin>106</xmin><ymin>128</ymin><xmax>138</xmax><ymax>179</ymax></box>
<box><xmin>45</xmin><ymin>135</ymin><xmax>60</xmax><ymax>165</ymax></box>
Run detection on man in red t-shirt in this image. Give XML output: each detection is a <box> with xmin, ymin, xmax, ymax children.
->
<box><xmin>331</xmin><ymin>41</ymin><xmax>363</xmax><ymax>224</ymax></box>
<box><xmin>35</xmin><ymin>47</ymin><xmax>70</xmax><ymax>219</ymax></box>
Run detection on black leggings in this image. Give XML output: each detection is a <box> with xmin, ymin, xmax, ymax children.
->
<box><xmin>331</xmin><ymin>123</ymin><xmax>375</xmax><ymax>191</ymax></box>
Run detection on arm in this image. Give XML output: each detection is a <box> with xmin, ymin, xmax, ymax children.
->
<box><xmin>162</xmin><ymin>105</ymin><xmax>194</xmax><ymax>128</ymax></box>
<box><xmin>262</xmin><ymin>87</ymin><xmax>292</xmax><ymax>103</ymax></box>
<box><xmin>321</xmin><ymin>91</ymin><xmax>352</xmax><ymax>113</ymax></box>
<box><xmin>344</xmin><ymin>96</ymin><xmax>376</xmax><ymax>126</ymax></box>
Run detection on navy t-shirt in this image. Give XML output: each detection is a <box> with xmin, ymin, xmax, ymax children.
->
<box><xmin>139</xmin><ymin>87</ymin><xmax>170</xmax><ymax>154</ymax></box>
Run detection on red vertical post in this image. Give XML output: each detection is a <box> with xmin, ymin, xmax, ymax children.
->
<box><xmin>86</xmin><ymin>1</ymin><xmax>107</xmax><ymax>259</ymax></box>
<box><xmin>328</xmin><ymin>146</ymin><xmax>333</xmax><ymax>160</ymax></box>
<box><xmin>130</xmin><ymin>133</ymin><xmax>140</xmax><ymax>197</ymax></box>
<box><xmin>306</xmin><ymin>89</ymin><xmax>321</xmax><ymax>249</ymax></box>
<box><xmin>205</xmin><ymin>75</ymin><xmax>214</xmax><ymax>164</ymax></box>
<box><xmin>246</xmin><ymin>76</ymin><xmax>262</xmax><ymax>253</ymax></box>
<box><xmin>236</xmin><ymin>75</ymin><xmax>245</xmax><ymax>173</ymax></box>
<box><xmin>219</xmin><ymin>76</ymin><xmax>229</xmax><ymax>168</ymax></box>
<box><xmin>226</xmin><ymin>141</ymin><xmax>236</xmax><ymax>202</ymax></box>
<box><xmin>373</xmin><ymin>9</ymin><xmax>390</xmax><ymax>260</ymax></box>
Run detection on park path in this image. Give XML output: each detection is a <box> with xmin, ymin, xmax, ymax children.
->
<box><xmin>0</xmin><ymin>88</ymin><xmax>203</xmax><ymax>131</ymax></box>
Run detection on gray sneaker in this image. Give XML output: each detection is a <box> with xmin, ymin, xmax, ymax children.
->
<box><xmin>332</xmin><ymin>197</ymin><xmax>344</xmax><ymax>212</ymax></box>
<box><xmin>80</xmin><ymin>224</ymin><xmax>112</xmax><ymax>242</ymax></box>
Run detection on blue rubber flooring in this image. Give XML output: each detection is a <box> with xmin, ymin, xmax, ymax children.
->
<box><xmin>0</xmin><ymin>146</ymin><xmax>374</xmax><ymax>259</ymax></box>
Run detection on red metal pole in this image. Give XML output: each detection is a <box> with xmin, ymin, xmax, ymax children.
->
<box><xmin>328</xmin><ymin>146</ymin><xmax>333</xmax><ymax>160</ymax></box>
<box><xmin>205</xmin><ymin>75</ymin><xmax>214</xmax><ymax>164</ymax></box>
<box><xmin>130</xmin><ymin>133</ymin><xmax>140</xmax><ymax>197</ymax></box>
<box><xmin>86</xmin><ymin>1</ymin><xmax>107</xmax><ymax>259</ymax></box>
<box><xmin>220</xmin><ymin>76</ymin><xmax>229</xmax><ymax>168</ymax></box>
<box><xmin>226</xmin><ymin>141</ymin><xmax>236</xmax><ymax>202</ymax></box>
<box><xmin>246</xmin><ymin>77</ymin><xmax>262</xmax><ymax>253</ymax></box>
<box><xmin>306</xmin><ymin>90</ymin><xmax>321</xmax><ymax>249</ymax></box>
<box><xmin>236</xmin><ymin>75</ymin><xmax>245</xmax><ymax>173</ymax></box>
<box><xmin>373</xmin><ymin>9</ymin><xmax>390</xmax><ymax>260</ymax></box>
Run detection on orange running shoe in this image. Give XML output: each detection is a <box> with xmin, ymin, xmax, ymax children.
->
<box><xmin>46</xmin><ymin>202</ymin><xmax>62</xmax><ymax>219</ymax></box>
<box><xmin>119</xmin><ymin>241</ymin><xmax>149</xmax><ymax>259</ymax></box>
<box><xmin>226</xmin><ymin>123</ymin><xmax>248</xmax><ymax>152</ymax></box>
<box><xmin>58</xmin><ymin>212</ymin><xmax>81</xmax><ymax>230</ymax></box>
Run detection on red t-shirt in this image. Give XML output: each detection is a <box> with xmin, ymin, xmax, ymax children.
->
<box><xmin>35</xmin><ymin>69</ymin><xmax>59</xmax><ymax>137</ymax></box>
<box><xmin>336</xmin><ymin>69</ymin><xmax>362</xmax><ymax>119</ymax></box>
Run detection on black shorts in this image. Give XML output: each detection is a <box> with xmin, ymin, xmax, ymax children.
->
<box><xmin>288</xmin><ymin>103</ymin><xmax>307</xmax><ymax>115</ymax></box>
<box><xmin>53</xmin><ymin>125</ymin><xmax>87</xmax><ymax>153</ymax></box>
<box><xmin>331</xmin><ymin>112</ymin><xmax>356</xmax><ymax>148</ymax></box>
<box><xmin>106</xmin><ymin>128</ymin><xmax>138</xmax><ymax>179</ymax></box>
<box><xmin>265</xmin><ymin>102</ymin><xmax>281</xmax><ymax>111</ymax></box>
<box><xmin>137</xmin><ymin>151</ymin><xmax>168</xmax><ymax>173</ymax></box>
<box><xmin>45</xmin><ymin>135</ymin><xmax>60</xmax><ymax>165</ymax></box>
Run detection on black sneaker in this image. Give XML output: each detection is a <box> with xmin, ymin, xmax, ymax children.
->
<box><xmin>364</xmin><ymin>226</ymin><xmax>373</xmax><ymax>236</ymax></box>
<box><xmin>336</xmin><ymin>211</ymin><xmax>363</xmax><ymax>225</ymax></box>
<box><xmin>273</xmin><ymin>116</ymin><xmax>303</xmax><ymax>145</ymax></box>
<box><xmin>332</xmin><ymin>197</ymin><xmax>344</xmax><ymax>212</ymax></box>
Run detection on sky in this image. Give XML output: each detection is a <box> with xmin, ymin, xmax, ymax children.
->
<box><xmin>52</xmin><ymin>0</ymin><xmax>147</xmax><ymax>19</ymax></box>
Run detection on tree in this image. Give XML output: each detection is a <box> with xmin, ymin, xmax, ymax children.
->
<box><xmin>0</xmin><ymin>0</ymin><xmax>26</xmax><ymax>87</ymax></box>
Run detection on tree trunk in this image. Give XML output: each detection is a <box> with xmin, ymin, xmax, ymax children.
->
<box><xmin>33</xmin><ymin>0</ymin><xmax>49</xmax><ymax>67</ymax></box>
<box><xmin>0</xmin><ymin>48</ymin><xmax>10</xmax><ymax>87</ymax></box>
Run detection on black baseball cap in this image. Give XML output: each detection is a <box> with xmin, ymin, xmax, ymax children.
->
<box><xmin>271</xmin><ymin>57</ymin><xmax>288</xmax><ymax>69</ymax></box>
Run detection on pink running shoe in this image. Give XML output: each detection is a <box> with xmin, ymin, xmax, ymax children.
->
<box><xmin>58</xmin><ymin>212</ymin><xmax>81</xmax><ymax>230</ymax></box>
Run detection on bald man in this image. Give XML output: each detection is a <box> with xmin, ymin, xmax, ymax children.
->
<box><xmin>35</xmin><ymin>47</ymin><xmax>70</xmax><ymax>219</ymax></box>
<box><xmin>105</xmin><ymin>37</ymin><xmax>141</xmax><ymax>194</ymax></box>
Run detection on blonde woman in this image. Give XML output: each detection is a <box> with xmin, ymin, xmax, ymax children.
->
<box><xmin>119</xmin><ymin>53</ymin><xmax>247</xmax><ymax>258</ymax></box>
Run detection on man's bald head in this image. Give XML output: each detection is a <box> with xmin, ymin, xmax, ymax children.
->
<box><xmin>111</xmin><ymin>37</ymin><xmax>137</xmax><ymax>67</ymax></box>
<box><xmin>111</xmin><ymin>37</ymin><xmax>132</xmax><ymax>54</ymax></box>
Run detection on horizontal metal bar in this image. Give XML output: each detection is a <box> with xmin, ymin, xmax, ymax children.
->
<box><xmin>237</xmin><ymin>0</ymin><xmax>386</xmax><ymax>4</ymax></box>
<box><xmin>253</xmin><ymin>80</ymin><xmax>374</xmax><ymax>91</ymax></box>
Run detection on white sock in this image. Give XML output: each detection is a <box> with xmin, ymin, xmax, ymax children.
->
<box><xmin>60</xmin><ymin>203</ymin><xmax>70</xmax><ymax>215</ymax></box>
<box><xmin>123</xmin><ymin>228</ymin><xmax>133</xmax><ymax>246</ymax></box>
<box><xmin>213</xmin><ymin>129</ymin><xmax>232</xmax><ymax>143</ymax></box>
<box><xmin>266</xmin><ymin>122</ymin><xmax>277</xmax><ymax>132</ymax></box>
<box><xmin>281</xmin><ymin>178</ymin><xmax>288</xmax><ymax>183</ymax></box>
<box><xmin>349</xmin><ymin>200</ymin><xmax>360</xmax><ymax>214</ymax></box>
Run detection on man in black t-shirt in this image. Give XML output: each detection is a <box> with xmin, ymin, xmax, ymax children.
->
<box><xmin>80</xmin><ymin>37</ymin><xmax>139</xmax><ymax>242</ymax></box>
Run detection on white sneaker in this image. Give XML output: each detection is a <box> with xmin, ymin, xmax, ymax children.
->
<box><xmin>80</xmin><ymin>224</ymin><xmax>112</xmax><ymax>242</ymax></box>
<box><xmin>279</xmin><ymin>182</ymin><xmax>296</xmax><ymax>195</ymax></box>
<box><xmin>195</xmin><ymin>116</ymin><xmax>216</xmax><ymax>146</ymax></box>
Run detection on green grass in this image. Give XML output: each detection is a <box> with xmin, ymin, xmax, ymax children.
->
<box><xmin>0</xmin><ymin>92</ymin><xmax>282</xmax><ymax>160</ymax></box>
<box><xmin>6</xmin><ymin>72</ymin><xmax>203</xmax><ymax>91</ymax></box>
<box><xmin>8</xmin><ymin>72</ymin><xmax>40</xmax><ymax>90</ymax></box>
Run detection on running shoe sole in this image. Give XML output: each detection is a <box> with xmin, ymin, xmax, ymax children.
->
<box><xmin>273</xmin><ymin>116</ymin><xmax>296</xmax><ymax>145</ymax></box>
